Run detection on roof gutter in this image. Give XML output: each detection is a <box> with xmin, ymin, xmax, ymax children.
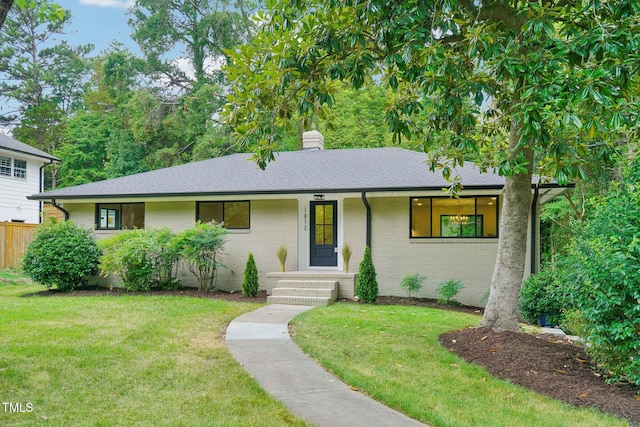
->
<box><xmin>361</xmin><ymin>192</ymin><xmax>371</xmax><ymax>248</ymax></box>
<box><xmin>530</xmin><ymin>185</ymin><xmax>539</xmax><ymax>275</ymax></box>
<box><xmin>38</xmin><ymin>159</ymin><xmax>56</xmax><ymax>224</ymax></box>
<box><xmin>51</xmin><ymin>199</ymin><xmax>69</xmax><ymax>221</ymax></box>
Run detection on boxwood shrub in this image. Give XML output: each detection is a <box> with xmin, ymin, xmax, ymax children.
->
<box><xmin>22</xmin><ymin>220</ymin><xmax>101</xmax><ymax>292</ymax></box>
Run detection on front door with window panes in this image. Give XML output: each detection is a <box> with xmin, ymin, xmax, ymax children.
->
<box><xmin>310</xmin><ymin>201</ymin><xmax>338</xmax><ymax>266</ymax></box>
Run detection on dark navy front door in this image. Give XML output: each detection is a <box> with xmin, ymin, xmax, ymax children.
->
<box><xmin>310</xmin><ymin>201</ymin><xmax>337</xmax><ymax>266</ymax></box>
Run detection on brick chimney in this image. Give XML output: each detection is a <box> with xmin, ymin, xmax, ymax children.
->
<box><xmin>302</xmin><ymin>130</ymin><xmax>324</xmax><ymax>150</ymax></box>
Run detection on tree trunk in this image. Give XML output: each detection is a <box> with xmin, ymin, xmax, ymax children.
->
<box><xmin>0</xmin><ymin>0</ymin><xmax>13</xmax><ymax>30</ymax></box>
<box><xmin>482</xmin><ymin>123</ymin><xmax>534</xmax><ymax>332</ymax></box>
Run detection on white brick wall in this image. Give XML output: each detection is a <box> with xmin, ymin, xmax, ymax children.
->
<box><xmin>63</xmin><ymin>194</ymin><xmax>533</xmax><ymax>306</ymax></box>
<box><xmin>66</xmin><ymin>199</ymin><xmax>299</xmax><ymax>292</ymax></box>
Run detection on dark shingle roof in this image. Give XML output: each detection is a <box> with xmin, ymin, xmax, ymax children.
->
<box><xmin>30</xmin><ymin>147</ymin><xmax>508</xmax><ymax>200</ymax></box>
<box><xmin>0</xmin><ymin>133</ymin><xmax>60</xmax><ymax>162</ymax></box>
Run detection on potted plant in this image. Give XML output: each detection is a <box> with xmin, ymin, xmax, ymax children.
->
<box><xmin>518</xmin><ymin>265</ymin><xmax>566</xmax><ymax>327</ymax></box>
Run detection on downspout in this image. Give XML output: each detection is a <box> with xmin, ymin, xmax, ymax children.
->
<box><xmin>361</xmin><ymin>192</ymin><xmax>371</xmax><ymax>248</ymax></box>
<box><xmin>530</xmin><ymin>185</ymin><xmax>539</xmax><ymax>275</ymax></box>
<box><xmin>38</xmin><ymin>159</ymin><xmax>55</xmax><ymax>224</ymax></box>
<box><xmin>51</xmin><ymin>199</ymin><xmax>69</xmax><ymax>221</ymax></box>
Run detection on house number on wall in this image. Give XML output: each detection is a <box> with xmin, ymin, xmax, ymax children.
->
<box><xmin>303</xmin><ymin>207</ymin><xmax>307</xmax><ymax>231</ymax></box>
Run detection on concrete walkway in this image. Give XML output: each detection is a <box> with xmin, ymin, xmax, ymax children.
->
<box><xmin>226</xmin><ymin>304</ymin><xmax>425</xmax><ymax>427</ymax></box>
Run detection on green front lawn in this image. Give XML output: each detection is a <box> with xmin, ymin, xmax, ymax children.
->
<box><xmin>0</xmin><ymin>271</ymin><xmax>306</xmax><ymax>426</ymax></box>
<box><xmin>2</xmin><ymin>269</ymin><xmax>627</xmax><ymax>427</ymax></box>
<box><xmin>291</xmin><ymin>304</ymin><xmax>627</xmax><ymax>427</ymax></box>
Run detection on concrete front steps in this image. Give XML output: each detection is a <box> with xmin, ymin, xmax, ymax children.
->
<box><xmin>267</xmin><ymin>279</ymin><xmax>338</xmax><ymax>306</ymax></box>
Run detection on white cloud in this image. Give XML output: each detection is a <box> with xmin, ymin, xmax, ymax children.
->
<box><xmin>79</xmin><ymin>0</ymin><xmax>134</xmax><ymax>8</ymax></box>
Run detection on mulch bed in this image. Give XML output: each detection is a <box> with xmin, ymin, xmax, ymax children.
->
<box><xmin>30</xmin><ymin>288</ymin><xmax>639</xmax><ymax>424</ymax></box>
<box><xmin>440</xmin><ymin>327</ymin><xmax>640</xmax><ymax>424</ymax></box>
<box><xmin>26</xmin><ymin>286</ymin><xmax>269</xmax><ymax>303</ymax></box>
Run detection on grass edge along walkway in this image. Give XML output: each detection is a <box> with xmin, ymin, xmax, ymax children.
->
<box><xmin>291</xmin><ymin>303</ymin><xmax>628</xmax><ymax>427</ymax></box>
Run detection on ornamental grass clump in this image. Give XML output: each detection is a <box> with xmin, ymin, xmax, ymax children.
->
<box><xmin>276</xmin><ymin>245</ymin><xmax>287</xmax><ymax>272</ymax></box>
<box><xmin>341</xmin><ymin>244</ymin><xmax>352</xmax><ymax>273</ymax></box>
<box><xmin>355</xmin><ymin>246</ymin><xmax>378</xmax><ymax>303</ymax></box>
<box><xmin>22</xmin><ymin>219</ymin><xmax>101</xmax><ymax>292</ymax></box>
<box><xmin>242</xmin><ymin>252</ymin><xmax>259</xmax><ymax>297</ymax></box>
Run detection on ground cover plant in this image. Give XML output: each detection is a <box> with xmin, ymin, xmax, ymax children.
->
<box><xmin>0</xmin><ymin>271</ymin><xmax>305</xmax><ymax>426</ymax></box>
<box><xmin>291</xmin><ymin>303</ymin><xmax>631</xmax><ymax>427</ymax></box>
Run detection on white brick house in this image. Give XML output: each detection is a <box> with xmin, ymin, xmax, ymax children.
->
<box><xmin>29</xmin><ymin>132</ymin><xmax>569</xmax><ymax>306</ymax></box>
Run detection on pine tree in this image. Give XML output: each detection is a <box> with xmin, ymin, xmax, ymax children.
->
<box><xmin>241</xmin><ymin>252</ymin><xmax>259</xmax><ymax>297</ymax></box>
<box><xmin>355</xmin><ymin>247</ymin><xmax>378</xmax><ymax>303</ymax></box>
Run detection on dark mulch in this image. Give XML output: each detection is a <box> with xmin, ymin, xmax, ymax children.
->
<box><xmin>25</xmin><ymin>286</ymin><xmax>269</xmax><ymax>303</ymax></box>
<box><xmin>439</xmin><ymin>328</ymin><xmax>640</xmax><ymax>424</ymax></box>
<box><xmin>30</xmin><ymin>288</ymin><xmax>639</xmax><ymax>423</ymax></box>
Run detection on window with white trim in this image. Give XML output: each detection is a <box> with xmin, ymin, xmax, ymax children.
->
<box><xmin>0</xmin><ymin>156</ymin><xmax>27</xmax><ymax>179</ymax></box>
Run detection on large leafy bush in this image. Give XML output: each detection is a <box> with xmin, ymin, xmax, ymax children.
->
<box><xmin>146</xmin><ymin>228</ymin><xmax>181</xmax><ymax>289</ymax></box>
<box><xmin>519</xmin><ymin>263</ymin><xmax>570</xmax><ymax>326</ymax></box>
<box><xmin>571</xmin><ymin>159</ymin><xmax>640</xmax><ymax>386</ymax></box>
<box><xmin>173</xmin><ymin>221</ymin><xmax>227</xmax><ymax>292</ymax></box>
<box><xmin>99</xmin><ymin>230</ymin><xmax>154</xmax><ymax>291</ymax></box>
<box><xmin>355</xmin><ymin>246</ymin><xmax>378</xmax><ymax>303</ymax></box>
<box><xmin>23</xmin><ymin>220</ymin><xmax>101</xmax><ymax>292</ymax></box>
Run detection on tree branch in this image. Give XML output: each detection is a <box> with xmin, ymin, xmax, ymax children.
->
<box><xmin>457</xmin><ymin>0</ymin><xmax>526</xmax><ymax>30</ymax></box>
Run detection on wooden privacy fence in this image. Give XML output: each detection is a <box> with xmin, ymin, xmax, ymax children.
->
<box><xmin>0</xmin><ymin>222</ymin><xmax>38</xmax><ymax>269</ymax></box>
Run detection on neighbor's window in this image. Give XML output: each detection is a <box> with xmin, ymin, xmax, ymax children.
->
<box><xmin>197</xmin><ymin>201</ymin><xmax>250</xmax><ymax>229</ymax></box>
<box><xmin>0</xmin><ymin>156</ymin><xmax>26</xmax><ymax>179</ymax></box>
<box><xmin>96</xmin><ymin>203</ymin><xmax>145</xmax><ymax>230</ymax></box>
<box><xmin>410</xmin><ymin>196</ymin><xmax>499</xmax><ymax>238</ymax></box>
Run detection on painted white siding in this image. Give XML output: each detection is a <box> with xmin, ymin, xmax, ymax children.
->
<box><xmin>0</xmin><ymin>150</ymin><xmax>46</xmax><ymax>224</ymax></box>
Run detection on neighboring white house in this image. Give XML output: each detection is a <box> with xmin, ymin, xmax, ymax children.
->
<box><xmin>0</xmin><ymin>134</ymin><xmax>60</xmax><ymax>224</ymax></box>
<box><xmin>29</xmin><ymin>131</ymin><xmax>569</xmax><ymax>306</ymax></box>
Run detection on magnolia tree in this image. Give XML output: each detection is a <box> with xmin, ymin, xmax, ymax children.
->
<box><xmin>223</xmin><ymin>1</ymin><xmax>639</xmax><ymax>331</ymax></box>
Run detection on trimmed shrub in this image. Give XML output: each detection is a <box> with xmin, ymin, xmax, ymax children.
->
<box><xmin>400</xmin><ymin>273</ymin><xmax>426</xmax><ymax>299</ymax></box>
<box><xmin>99</xmin><ymin>230</ymin><xmax>154</xmax><ymax>291</ymax></box>
<box><xmin>242</xmin><ymin>252</ymin><xmax>259</xmax><ymax>297</ymax></box>
<box><xmin>436</xmin><ymin>279</ymin><xmax>464</xmax><ymax>305</ymax></box>
<box><xmin>519</xmin><ymin>264</ymin><xmax>569</xmax><ymax>326</ymax></box>
<box><xmin>570</xmin><ymin>159</ymin><xmax>640</xmax><ymax>386</ymax></box>
<box><xmin>22</xmin><ymin>219</ymin><xmax>101</xmax><ymax>292</ymax></box>
<box><xmin>355</xmin><ymin>246</ymin><xmax>378</xmax><ymax>303</ymax></box>
<box><xmin>173</xmin><ymin>221</ymin><xmax>227</xmax><ymax>292</ymax></box>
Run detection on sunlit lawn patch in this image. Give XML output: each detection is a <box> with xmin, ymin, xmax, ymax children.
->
<box><xmin>291</xmin><ymin>303</ymin><xmax>626</xmax><ymax>427</ymax></box>
<box><xmin>0</xmin><ymin>273</ymin><xmax>306</xmax><ymax>426</ymax></box>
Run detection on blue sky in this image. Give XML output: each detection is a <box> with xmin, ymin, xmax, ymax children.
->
<box><xmin>55</xmin><ymin>0</ymin><xmax>137</xmax><ymax>54</ymax></box>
